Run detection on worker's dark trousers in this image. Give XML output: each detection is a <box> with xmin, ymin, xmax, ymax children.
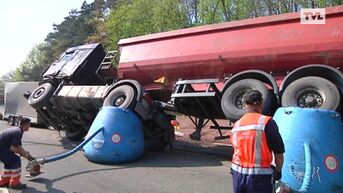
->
<box><xmin>0</xmin><ymin>148</ymin><xmax>22</xmax><ymax>186</ymax></box>
<box><xmin>0</xmin><ymin>149</ymin><xmax>21</xmax><ymax>169</ymax></box>
<box><xmin>232</xmin><ymin>170</ymin><xmax>274</xmax><ymax>193</ymax></box>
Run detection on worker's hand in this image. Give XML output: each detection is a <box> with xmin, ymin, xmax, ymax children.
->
<box><xmin>271</xmin><ymin>165</ymin><xmax>282</xmax><ymax>181</ymax></box>
<box><xmin>22</xmin><ymin>151</ymin><xmax>35</xmax><ymax>161</ymax></box>
<box><xmin>273</xmin><ymin>170</ymin><xmax>282</xmax><ymax>181</ymax></box>
<box><xmin>27</xmin><ymin>153</ymin><xmax>35</xmax><ymax>161</ymax></box>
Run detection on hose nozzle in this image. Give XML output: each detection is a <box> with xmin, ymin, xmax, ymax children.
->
<box><xmin>25</xmin><ymin>158</ymin><xmax>45</xmax><ymax>178</ymax></box>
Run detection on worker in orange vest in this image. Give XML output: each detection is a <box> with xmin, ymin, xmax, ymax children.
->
<box><xmin>230</xmin><ymin>90</ymin><xmax>285</xmax><ymax>193</ymax></box>
<box><xmin>0</xmin><ymin>118</ymin><xmax>34</xmax><ymax>189</ymax></box>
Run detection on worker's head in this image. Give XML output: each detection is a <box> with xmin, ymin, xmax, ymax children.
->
<box><xmin>242</xmin><ymin>90</ymin><xmax>263</xmax><ymax>113</ymax></box>
<box><xmin>20</xmin><ymin>117</ymin><xmax>31</xmax><ymax>132</ymax></box>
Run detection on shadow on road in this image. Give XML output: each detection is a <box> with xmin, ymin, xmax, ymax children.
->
<box><xmin>173</xmin><ymin>140</ymin><xmax>232</xmax><ymax>161</ymax></box>
<box><xmin>27</xmin><ymin>167</ymin><xmax>128</xmax><ymax>193</ymax></box>
<box><xmin>23</xmin><ymin>178</ymin><xmax>66</xmax><ymax>193</ymax></box>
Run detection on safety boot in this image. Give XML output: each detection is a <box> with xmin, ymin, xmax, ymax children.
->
<box><xmin>9</xmin><ymin>171</ymin><xmax>26</xmax><ymax>189</ymax></box>
<box><xmin>9</xmin><ymin>183</ymin><xmax>27</xmax><ymax>189</ymax></box>
<box><xmin>0</xmin><ymin>170</ymin><xmax>11</xmax><ymax>187</ymax></box>
<box><xmin>0</xmin><ymin>178</ymin><xmax>10</xmax><ymax>187</ymax></box>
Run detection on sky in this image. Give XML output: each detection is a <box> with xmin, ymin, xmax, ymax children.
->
<box><xmin>0</xmin><ymin>0</ymin><xmax>94</xmax><ymax>77</ymax></box>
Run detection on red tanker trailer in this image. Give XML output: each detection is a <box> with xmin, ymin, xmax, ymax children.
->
<box><xmin>28</xmin><ymin>5</ymin><xmax>343</xmax><ymax>144</ymax></box>
<box><xmin>116</xmin><ymin>5</ymin><xmax>343</xmax><ymax>138</ymax></box>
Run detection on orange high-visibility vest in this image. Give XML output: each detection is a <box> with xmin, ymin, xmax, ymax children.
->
<box><xmin>230</xmin><ymin>113</ymin><xmax>273</xmax><ymax>175</ymax></box>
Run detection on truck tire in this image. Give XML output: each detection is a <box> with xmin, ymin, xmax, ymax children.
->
<box><xmin>144</xmin><ymin>137</ymin><xmax>168</xmax><ymax>152</ymax></box>
<box><xmin>65</xmin><ymin>127</ymin><xmax>88</xmax><ymax>141</ymax></box>
<box><xmin>221</xmin><ymin>79</ymin><xmax>274</xmax><ymax>121</ymax></box>
<box><xmin>143</xmin><ymin>111</ymin><xmax>173</xmax><ymax>152</ymax></box>
<box><xmin>103</xmin><ymin>85</ymin><xmax>137</xmax><ymax>110</ymax></box>
<box><xmin>281</xmin><ymin>76</ymin><xmax>341</xmax><ymax>110</ymax></box>
<box><xmin>14</xmin><ymin>116</ymin><xmax>20</xmax><ymax>126</ymax></box>
<box><xmin>8</xmin><ymin>116</ymin><xmax>14</xmax><ymax>126</ymax></box>
<box><xmin>28</xmin><ymin>83</ymin><xmax>55</xmax><ymax>109</ymax></box>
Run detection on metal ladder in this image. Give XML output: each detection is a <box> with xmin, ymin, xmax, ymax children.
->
<box><xmin>96</xmin><ymin>51</ymin><xmax>118</xmax><ymax>84</ymax></box>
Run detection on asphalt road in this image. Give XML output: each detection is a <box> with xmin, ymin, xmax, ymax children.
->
<box><xmin>0</xmin><ymin>121</ymin><xmax>233</xmax><ymax>193</ymax></box>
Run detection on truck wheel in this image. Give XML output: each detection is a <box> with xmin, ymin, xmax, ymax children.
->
<box><xmin>14</xmin><ymin>117</ymin><xmax>20</xmax><ymax>126</ymax></box>
<box><xmin>103</xmin><ymin>85</ymin><xmax>137</xmax><ymax>110</ymax></box>
<box><xmin>221</xmin><ymin>79</ymin><xmax>274</xmax><ymax>121</ymax></box>
<box><xmin>281</xmin><ymin>76</ymin><xmax>340</xmax><ymax>110</ymax></box>
<box><xmin>65</xmin><ymin>128</ymin><xmax>88</xmax><ymax>141</ymax></box>
<box><xmin>8</xmin><ymin>116</ymin><xmax>14</xmax><ymax>126</ymax></box>
<box><xmin>144</xmin><ymin>137</ymin><xmax>168</xmax><ymax>152</ymax></box>
<box><xmin>28</xmin><ymin>83</ymin><xmax>55</xmax><ymax>109</ymax></box>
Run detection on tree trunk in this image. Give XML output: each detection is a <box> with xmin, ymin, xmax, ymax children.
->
<box><xmin>264</xmin><ymin>0</ymin><xmax>274</xmax><ymax>15</ymax></box>
<box><xmin>220</xmin><ymin>0</ymin><xmax>230</xmax><ymax>21</ymax></box>
<box><xmin>194</xmin><ymin>0</ymin><xmax>199</xmax><ymax>24</ymax></box>
<box><xmin>311</xmin><ymin>0</ymin><xmax>315</xmax><ymax>8</ymax></box>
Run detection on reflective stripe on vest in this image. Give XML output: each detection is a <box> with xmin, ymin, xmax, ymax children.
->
<box><xmin>231</xmin><ymin>163</ymin><xmax>273</xmax><ymax>175</ymax></box>
<box><xmin>231</xmin><ymin>113</ymin><xmax>272</xmax><ymax>173</ymax></box>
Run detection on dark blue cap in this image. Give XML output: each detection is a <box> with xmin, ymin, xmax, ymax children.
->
<box><xmin>242</xmin><ymin>90</ymin><xmax>263</xmax><ymax>105</ymax></box>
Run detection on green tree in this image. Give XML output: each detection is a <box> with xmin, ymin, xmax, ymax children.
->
<box><xmin>45</xmin><ymin>1</ymin><xmax>100</xmax><ymax>59</ymax></box>
<box><xmin>198</xmin><ymin>0</ymin><xmax>224</xmax><ymax>24</ymax></box>
<box><xmin>151</xmin><ymin>0</ymin><xmax>188</xmax><ymax>32</ymax></box>
<box><xmin>45</xmin><ymin>9</ymin><xmax>94</xmax><ymax>59</ymax></box>
<box><xmin>104</xmin><ymin>0</ymin><xmax>188</xmax><ymax>50</ymax></box>
<box><xmin>86</xmin><ymin>0</ymin><xmax>108</xmax><ymax>43</ymax></box>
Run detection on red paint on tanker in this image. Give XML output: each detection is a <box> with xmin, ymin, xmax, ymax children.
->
<box><xmin>117</xmin><ymin>5</ymin><xmax>343</xmax><ymax>90</ymax></box>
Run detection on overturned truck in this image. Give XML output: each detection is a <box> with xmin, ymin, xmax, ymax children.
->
<box><xmin>27</xmin><ymin>44</ymin><xmax>174</xmax><ymax>151</ymax></box>
<box><xmin>28</xmin><ymin>5</ymin><xmax>343</xmax><ymax>147</ymax></box>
